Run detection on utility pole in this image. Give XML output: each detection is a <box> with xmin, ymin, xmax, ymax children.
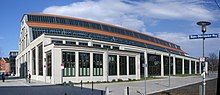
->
<box><xmin>197</xmin><ymin>21</ymin><xmax>211</xmax><ymax>95</ymax></box>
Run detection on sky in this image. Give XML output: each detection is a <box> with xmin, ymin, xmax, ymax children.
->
<box><xmin>0</xmin><ymin>0</ymin><xmax>219</xmax><ymax>58</ymax></box>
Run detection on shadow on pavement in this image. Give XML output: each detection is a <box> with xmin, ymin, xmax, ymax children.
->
<box><xmin>0</xmin><ymin>85</ymin><xmax>104</xmax><ymax>95</ymax></box>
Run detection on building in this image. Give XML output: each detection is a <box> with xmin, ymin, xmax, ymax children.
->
<box><xmin>9</xmin><ymin>51</ymin><xmax>18</xmax><ymax>75</ymax></box>
<box><xmin>16</xmin><ymin>13</ymin><xmax>201</xmax><ymax>84</ymax></box>
<box><xmin>0</xmin><ymin>57</ymin><xmax>10</xmax><ymax>75</ymax></box>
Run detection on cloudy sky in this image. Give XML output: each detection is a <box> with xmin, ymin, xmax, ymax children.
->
<box><xmin>0</xmin><ymin>0</ymin><xmax>219</xmax><ymax>57</ymax></box>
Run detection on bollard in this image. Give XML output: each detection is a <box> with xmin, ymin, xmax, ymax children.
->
<box><xmin>123</xmin><ymin>87</ymin><xmax>129</xmax><ymax>95</ymax></box>
<box><xmin>101</xmin><ymin>90</ymin><xmax>104</xmax><ymax>95</ymax></box>
<box><xmin>127</xmin><ymin>87</ymin><xmax>129</xmax><ymax>95</ymax></box>
<box><xmin>63</xmin><ymin>82</ymin><xmax>67</xmax><ymax>86</ymax></box>
<box><xmin>81</xmin><ymin>80</ymin><xmax>83</xmax><ymax>90</ymax></box>
<box><xmin>105</xmin><ymin>87</ymin><xmax>109</xmax><ymax>95</ymax></box>
<box><xmin>92</xmin><ymin>81</ymin><xmax>94</xmax><ymax>91</ymax></box>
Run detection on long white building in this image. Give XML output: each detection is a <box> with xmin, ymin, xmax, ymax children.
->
<box><xmin>16</xmin><ymin>13</ymin><xmax>201</xmax><ymax>84</ymax></box>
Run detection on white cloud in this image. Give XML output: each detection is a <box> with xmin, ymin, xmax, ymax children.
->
<box><xmin>43</xmin><ymin>0</ymin><xmax>217</xmax><ymax>31</ymax></box>
<box><xmin>43</xmin><ymin>0</ymin><xmax>219</xmax><ymax>57</ymax></box>
<box><xmin>154</xmin><ymin>32</ymin><xmax>220</xmax><ymax>57</ymax></box>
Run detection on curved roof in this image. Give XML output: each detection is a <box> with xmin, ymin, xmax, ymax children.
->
<box><xmin>24</xmin><ymin>13</ymin><xmax>186</xmax><ymax>55</ymax></box>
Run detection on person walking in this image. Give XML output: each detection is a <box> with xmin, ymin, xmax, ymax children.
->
<box><xmin>2</xmin><ymin>72</ymin><xmax>5</xmax><ymax>82</ymax></box>
<box><xmin>28</xmin><ymin>73</ymin><xmax>31</xmax><ymax>83</ymax></box>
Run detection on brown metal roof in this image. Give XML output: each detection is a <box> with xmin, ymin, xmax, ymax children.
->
<box><xmin>27</xmin><ymin>21</ymin><xmax>184</xmax><ymax>53</ymax></box>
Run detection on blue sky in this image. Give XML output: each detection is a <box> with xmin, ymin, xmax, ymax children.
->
<box><xmin>0</xmin><ymin>0</ymin><xmax>219</xmax><ymax>57</ymax></box>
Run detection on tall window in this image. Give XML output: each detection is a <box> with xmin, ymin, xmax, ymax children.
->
<box><xmin>38</xmin><ymin>43</ymin><xmax>43</xmax><ymax>75</ymax></box>
<box><xmin>119</xmin><ymin>56</ymin><xmax>127</xmax><ymax>75</ymax></box>
<box><xmin>79</xmin><ymin>52</ymin><xmax>90</xmax><ymax>76</ymax></box>
<box><xmin>191</xmin><ymin>61</ymin><xmax>195</xmax><ymax>74</ymax></box>
<box><xmin>62</xmin><ymin>52</ymin><xmax>75</xmax><ymax>77</ymax></box>
<box><xmin>46</xmin><ymin>52</ymin><xmax>52</xmax><ymax>76</ymax></box>
<box><xmin>32</xmin><ymin>48</ymin><xmax>36</xmax><ymax>75</ymax></box>
<box><xmin>108</xmin><ymin>55</ymin><xmax>117</xmax><ymax>75</ymax></box>
<box><xmin>129</xmin><ymin>57</ymin><xmax>136</xmax><ymax>75</ymax></box>
<box><xmin>93</xmin><ymin>54</ymin><xmax>103</xmax><ymax>76</ymax></box>
<box><xmin>184</xmin><ymin>60</ymin><xmax>189</xmax><ymax>74</ymax></box>
<box><xmin>176</xmin><ymin>58</ymin><xmax>182</xmax><ymax>74</ymax></box>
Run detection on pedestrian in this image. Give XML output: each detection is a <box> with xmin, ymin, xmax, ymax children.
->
<box><xmin>25</xmin><ymin>74</ymin><xmax>28</xmax><ymax>82</ymax></box>
<box><xmin>28</xmin><ymin>73</ymin><xmax>31</xmax><ymax>83</ymax></box>
<box><xmin>2</xmin><ymin>72</ymin><xmax>5</xmax><ymax>82</ymax></box>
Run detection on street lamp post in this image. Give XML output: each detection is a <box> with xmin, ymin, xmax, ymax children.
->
<box><xmin>197</xmin><ymin>21</ymin><xmax>211</xmax><ymax>95</ymax></box>
<box><xmin>197</xmin><ymin>21</ymin><xmax>211</xmax><ymax>58</ymax></box>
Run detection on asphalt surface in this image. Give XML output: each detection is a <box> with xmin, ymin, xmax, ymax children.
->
<box><xmin>0</xmin><ymin>73</ymin><xmax>217</xmax><ymax>95</ymax></box>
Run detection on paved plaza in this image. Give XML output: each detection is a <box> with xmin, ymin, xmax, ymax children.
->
<box><xmin>76</xmin><ymin>73</ymin><xmax>217</xmax><ymax>95</ymax></box>
<box><xmin>0</xmin><ymin>73</ymin><xmax>218</xmax><ymax>95</ymax></box>
<box><xmin>0</xmin><ymin>77</ymin><xmax>102</xmax><ymax>95</ymax></box>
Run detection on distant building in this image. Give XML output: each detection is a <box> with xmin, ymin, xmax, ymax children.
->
<box><xmin>9</xmin><ymin>51</ymin><xmax>18</xmax><ymax>75</ymax></box>
<box><xmin>0</xmin><ymin>57</ymin><xmax>10</xmax><ymax>75</ymax></box>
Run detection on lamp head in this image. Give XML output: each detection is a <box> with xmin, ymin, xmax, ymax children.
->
<box><xmin>197</xmin><ymin>21</ymin><xmax>211</xmax><ymax>33</ymax></box>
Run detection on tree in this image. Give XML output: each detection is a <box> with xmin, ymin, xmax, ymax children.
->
<box><xmin>207</xmin><ymin>53</ymin><xmax>219</xmax><ymax>72</ymax></box>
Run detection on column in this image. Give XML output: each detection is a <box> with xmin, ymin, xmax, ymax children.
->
<box><xmin>173</xmin><ymin>57</ymin><xmax>176</xmax><ymax>75</ymax></box>
<box><xmin>182</xmin><ymin>58</ymin><xmax>184</xmax><ymax>74</ymax></box>
<box><xmin>36</xmin><ymin>46</ymin><xmax>39</xmax><ymax>76</ymax></box>
<box><xmin>199</xmin><ymin>62</ymin><xmax>202</xmax><ymax>74</ymax></box>
<box><xmin>136</xmin><ymin>54</ymin><xmax>141</xmax><ymax>79</ymax></box>
<box><xmin>117</xmin><ymin>55</ymin><xmax>120</xmax><ymax>79</ymax></box>
<box><xmin>144</xmin><ymin>50</ymin><xmax>148</xmax><ymax>77</ymax></box>
<box><xmin>90</xmin><ymin>52</ymin><xmax>93</xmax><ymax>81</ymax></box>
<box><xmin>52</xmin><ymin>48</ymin><xmax>62</xmax><ymax>84</ymax></box>
<box><xmin>161</xmin><ymin>54</ymin><xmax>164</xmax><ymax>77</ymax></box>
<box><xmin>103</xmin><ymin>51</ymin><xmax>108</xmax><ymax>81</ymax></box>
<box><xmin>189</xmin><ymin>60</ymin><xmax>192</xmax><ymax>74</ymax></box>
<box><xmin>75</xmin><ymin>51</ymin><xmax>79</xmax><ymax>80</ymax></box>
